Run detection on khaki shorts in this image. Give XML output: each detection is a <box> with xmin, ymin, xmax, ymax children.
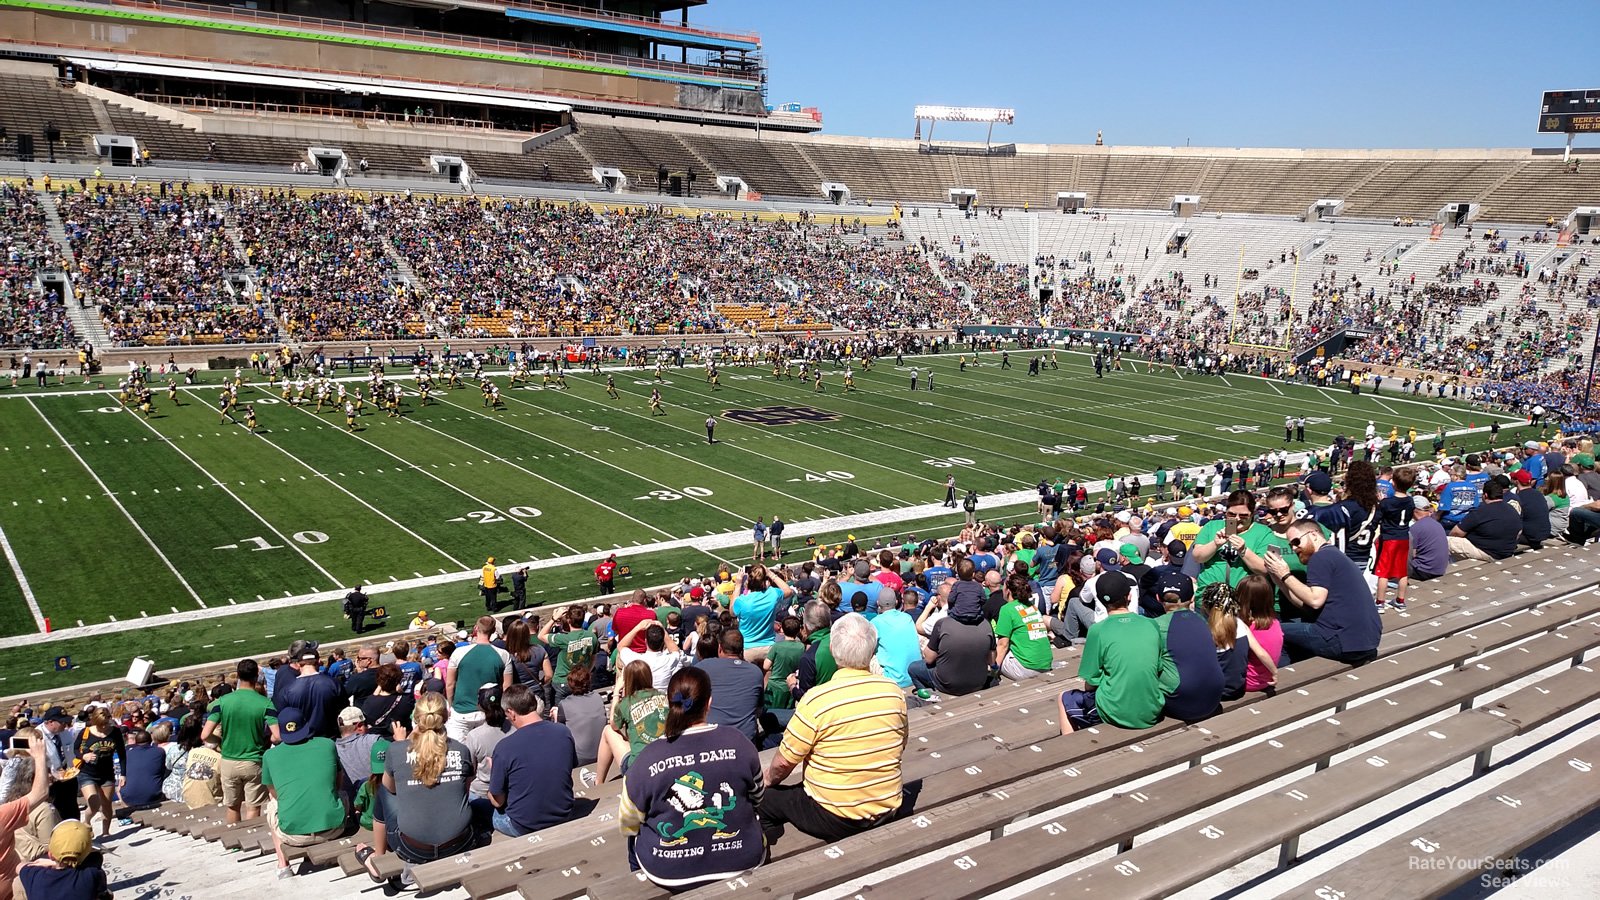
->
<box><xmin>220</xmin><ymin>758</ymin><xmax>267</xmax><ymax>810</ymax></box>
<box><xmin>743</xmin><ymin>644</ymin><xmax>770</xmax><ymax>665</ymax></box>
<box><xmin>264</xmin><ymin>798</ymin><xmax>348</xmax><ymax>847</ymax></box>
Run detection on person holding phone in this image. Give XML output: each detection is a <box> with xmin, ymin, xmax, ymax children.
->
<box><xmin>0</xmin><ymin>733</ymin><xmax>53</xmax><ymax>889</ymax></box>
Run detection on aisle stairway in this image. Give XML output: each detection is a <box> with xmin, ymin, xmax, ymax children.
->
<box><xmin>33</xmin><ymin>185</ymin><xmax>109</xmax><ymax>347</ymax></box>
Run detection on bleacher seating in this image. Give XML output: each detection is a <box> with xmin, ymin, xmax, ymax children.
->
<box><xmin>0</xmin><ymin>182</ymin><xmax>76</xmax><ymax>348</ymax></box>
<box><xmin>121</xmin><ymin>543</ymin><xmax>1600</xmax><ymax>899</ymax></box>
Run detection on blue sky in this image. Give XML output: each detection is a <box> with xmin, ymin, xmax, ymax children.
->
<box><xmin>690</xmin><ymin>0</ymin><xmax>1600</xmax><ymax>150</ymax></box>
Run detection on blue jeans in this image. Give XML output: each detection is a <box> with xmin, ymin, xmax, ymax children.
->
<box><xmin>491</xmin><ymin>810</ymin><xmax>527</xmax><ymax>838</ymax></box>
<box><xmin>908</xmin><ymin>660</ymin><xmax>938</xmax><ymax>692</ymax></box>
<box><xmin>1567</xmin><ymin>506</ymin><xmax>1600</xmax><ymax>544</ymax></box>
<box><xmin>1280</xmin><ymin>621</ymin><xmax>1377</xmax><ymax>665</ymax></box>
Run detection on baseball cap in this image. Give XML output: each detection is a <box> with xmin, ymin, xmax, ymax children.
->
<box><xmin>1096</xmin><ymin>571</ymin><xmax>1132</xmax><ymax>606</ymax></box>
<box><xmin>337</xmin><ymin>707</ymin><xmax>367</xmax><ymax>727</ymax></box>
<box><xmin>689</xmin><ymin>586</ymin><xmax>705</xmax><ymax>601</ymax></box>
<box><xmin>1511</xmin><ymin>469</ymin><xmax>1534</xmax><ymax>486</ymax></box>
<box><xmin>277</xmin><ymin>707</ymin><xmax>313</xmax><ymax>744</ymax></box>
<box><xmin>1305</xmin><ymin>471</ymin><xmax>1334</xmax><ymax>495</ymax></box>
<box><xmin>287</xmin><ymin>639</ymin><xmax>319</xmax><ymax>662</ymax></box>
<box><xmin>477</xmin><ymin>682</ymin><xmax>502</xmax><ymax>709</ymax></box>
<box><xmin>853</xmin><ymin>559</ymin><xmax>872</xmax><ymax>580</ymax></box>
<box><xmin>1413</xmin><ymin>495</ymin><xmax>1434</xmax><ymax>511</ymax></box>
<box><xmin>40</xmin><ymin>706</ymin><xmax>71</xmax><ymax>725</ymax></box>
<box><xmin>1523</xmin><ymin>440</ymin><xmax>1541</xmax><ymax>450</ymax></box>
<box><xmin>1155</xmin><ymin>572</ymin><xmax>1194</xmax><ymax>604</ymax></box>
<box><xmin>421</xmin><ymin>677</ymin><xmax>446</xmax><ymax>696</ymax></box>
<box><xmin>1165</xmin><ymin>539</ymin><xmax>1189</xmax><ymax>562</ymax></box>
<box><xmin>49</xmin><ymin>820</ymin><xmax>93</xmax><ymax>867</ymax></box>
<box><xmin>1118</xmin><ymin>542</ymin><xmax>1143</xmax><ymax>564</ymax></box>
<box><xmin>1093</xmin><ymin>548</ymin><xmax>1123</xmax><ymax>571</ymax></box>
<box><xmin>1575</xmin><ymin>453</ymin><xmax>1596</xmax><ymax>469</ymax></box>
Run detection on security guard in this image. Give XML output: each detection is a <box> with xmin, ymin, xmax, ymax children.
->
<box><xmin>343</xmin><ymin>587</ymin><xmax>370</xmax><ymax>633</ymax></box>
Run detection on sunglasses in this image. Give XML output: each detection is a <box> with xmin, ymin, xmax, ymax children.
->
<box><xmin>1289</xmin><ymin>536</ymin><xmax>1306</xmax><ymax>548</ymax></box>
<box><xmin>1265</xmin><ymin>506</ymin><xmax>1294</xmax><ymax>517</ymax></box>
<box><xmin>1224</xmin><ymin>510</ymin><xmax>1252</xmax><ymax>519</ymax></box>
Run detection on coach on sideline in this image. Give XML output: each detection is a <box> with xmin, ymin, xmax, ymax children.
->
<box><xmin>758</xmin><ymin>614</ymin><xmax>907</xmax><ymax>844</ymax></box>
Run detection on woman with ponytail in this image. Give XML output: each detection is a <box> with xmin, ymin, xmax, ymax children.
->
<box><xmin>379</xmin><ymin>691</ymin><xmax>478</xmax><ymax>879</ymax></box>
<box><xmin>619</xmin><ymin>667</ymin><xmax>765</xmax><ymax>891</ymax></box>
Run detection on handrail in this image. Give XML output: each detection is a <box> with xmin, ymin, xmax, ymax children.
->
<box><xmin>134</xmin><ymin>93</ymin><xmax>513</xmax><ymax>132</ymax></box>
<box><xmin>497</xmin><ymin>0</ymin><xmax>759</xmax><ymax>44</ymax></box>
<box><xmin>20</xmin><ymin>39</ymin><xmax>774</xmax><ymax>122</ymax></box>
<box><xmin>101</xmin><ymin>0</ymin><xmax>756</xmax><ymax>81</ymax></box>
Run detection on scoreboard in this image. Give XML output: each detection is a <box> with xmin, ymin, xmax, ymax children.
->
<box><xmin>1538</xmin><ymin>89</ymin><xmax>1600</xmax><ymax>133</ymax></box>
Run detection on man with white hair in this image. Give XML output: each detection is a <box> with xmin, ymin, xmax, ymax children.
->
<box><xmin>759</xmin><ymin>613</ymin><xmax>907</xmax><ymax>844</ymax></box>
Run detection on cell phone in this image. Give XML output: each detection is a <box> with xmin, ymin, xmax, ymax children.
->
<box><xmin>1267</xmin><ymin>546</ymin><xmax>1282</xmax><ymax>558</ymax></box>
<box><xmin>8</xmin><ymin>736</ymin><xmax>29</xmax><ymax>751</ymax></box>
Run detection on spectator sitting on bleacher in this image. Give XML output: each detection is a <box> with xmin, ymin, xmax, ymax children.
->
<box><xmin>758</xmin><ymin>614</ymin><xmax>906</xmax><ymax>845</ymax></box>
<box><xmin>333</xmin><ymin>707</ymin><xmax>377</xmax><ymax>800</ymax></box>
<box><xmin>593</xmin><ymin>661</ymin><xmax>664</xmax><ymax>785</ymax></box>
<box><xmin>790</xmin><ymin>598</ymin><xmax>837</xmax><ymax>702</ymax></box>
<box><xmin>1507</xmin><ymin>465</ymin><xmax>1552</xmax><ymax>550</ymax></box>
<box><xmin>262</xmin><ymin>707</ymin><xmax>351</xmax><ymax>880</ymax></box>
<box><xmin>1407</xmin><ymin>496</ymin><xmax>1450</xmax><ymax>582</ymax></box>
<box><xmin>551</xmin><ymin>668</ymin><xmax>606</xmax><ymax>768</ymax></box>
<box><xmin>1448</xmin><ymin>477</ymin><xmax>1523</xmax><ymax>561</ymax></box>
<box><xmin>872</xmin><ymin>591</ymin><xmax>922</xmax><ymax>689</ymax></box>
<box><xmin>1267</xmin><ymin>520</ymin><xmax>1383</xmax><ymax>665</ymax></box>
<box><xmin>909</xmin><ymin>587</ymin><xmax>995</xmax><ymax>697</ymax></box>
<box><xmin>379</xmin><ymin>692</ymin><xmax>477</xmax><ymax>884</ymax></box>
<box><xmin>993</xmin><ymin>574</ymin><xmax>1054</xmax><ymax>680</ymax></box>
<box><xmin>117</xmin><ymin>728</ymin><xmax>168</xmax><ymax>812</ymax></box>
<box><xmin>180</xmin><ymin>730</ymin><xmax>222</xmax><ymax>811</ymax></box>
<box><xmin>1058</xmin><ymin>572</ymin><xmax>1175</xmax><ymax>732</ymax></box>
<box><xmin>620</xmin><ymin>666</ymin><xmax>765</xmax><ymax>891</ymax></box>
<box><xmin>1154</xmin><ymin>573</ymin><xmax>1224</xmax><ymax>723</ymax></box>
<box><xmin>696</xmin><ymin>630</ymin><xmax>765</xmax><ymax>745</ymax></box>
<box><xmin>1561</xmin><ymin>453</ymin><xmax>1600</xmax><ymax>546</ymax></box>
<box><xmin>16</xmin><ymin>820</ymin><xmax>108</xmax><ymax>900</ymax></box>
<box><xmin>487</xmin><ymin>684</ymin><xmax>576</xmax><ymax>838</ymax></box>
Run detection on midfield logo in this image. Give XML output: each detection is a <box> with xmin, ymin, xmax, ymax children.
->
<box><xmin>723</xmin><ymin>405</ymin><xmax>842</xmax><ymax>427</ymax></box>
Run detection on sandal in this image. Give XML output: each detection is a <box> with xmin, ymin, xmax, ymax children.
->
<box><xmin>354</xmin><ymin>843</ymin><xmax>384</xmax><ymax>883</ymax></box>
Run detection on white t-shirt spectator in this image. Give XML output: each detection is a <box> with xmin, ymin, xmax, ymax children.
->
<box><xmin>618</xmin><ymin>647</ymin><xmax>688</xmax><ymax>692</ymax></box>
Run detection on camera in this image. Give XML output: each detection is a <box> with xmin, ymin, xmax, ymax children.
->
<box><xmin>1216</xmin><ymin>542</ymin><xmax>1243</xmax><ymax>564</ymax></box>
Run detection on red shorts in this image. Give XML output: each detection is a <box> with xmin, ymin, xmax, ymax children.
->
<box><xmin>1374</xmin><ymin>538</ymin><xmax>1410</xmax><ymax>579</ymax></box>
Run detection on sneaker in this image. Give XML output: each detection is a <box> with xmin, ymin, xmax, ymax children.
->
<box><xmin>1389</xmin><ymin>598</ymin><xmax>1408</xmax><ymax>612</ymax></box>
<box><xmin>277</xmin><ymin>866</ymin><xmax>295</xmax><ymax>880</ymax></box>
<box><xmin>1375</xmin><ymin>602</ymin><xmax>1388</xmax><ymax>614</ymax></box>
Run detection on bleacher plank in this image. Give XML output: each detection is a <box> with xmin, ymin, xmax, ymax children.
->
<box><xmin>1273</xmin><ymin>725</ymin><xmax>1600</xmax><ymax>900</ymax></box>
<box><xmin>859</xmin><ymin>616</ymin><xmax>1600</xmax><ymax>900</ymax></box>
<box><xmin>570</xmin><ymin>586</ymin><xmax>1600</xmax><ymax>900</ymax></box>
<box><xmin>1039</xmin><ymin>656</ymin><xmax>1600</xmax><ymax>898</ymax></box>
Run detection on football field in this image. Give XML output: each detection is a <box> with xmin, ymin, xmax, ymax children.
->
<box><xmin>0</xmin><ymin>348</ymin><xmax>1529</xmax><ymax>693</ymax></box>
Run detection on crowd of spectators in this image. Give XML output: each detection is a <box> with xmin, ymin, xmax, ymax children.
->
<box><xmin>0</xmin><ymin>184</ymin><xmax>76</xmax><ymax>350</ymax></box>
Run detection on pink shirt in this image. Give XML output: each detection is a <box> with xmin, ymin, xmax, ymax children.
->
<box><xmin>0</xmin><ymin>795</ymin><xmax>30</xmax><ymax>900</ymax></box>
<box><xmin>872</xmin><ymin>570</ymin><xmax>904</xmax><ymax>594</ymax></box>
<box><xmin>1246</xmin><ymin>620</ymin><xmax>1284</xmax><ymax>692</ymax></box>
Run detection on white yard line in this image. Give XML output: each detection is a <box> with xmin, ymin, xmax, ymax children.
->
<box><xmin>254</xmin><ymin>386</ymin><xmax>584</xmax><ymax>552</ymax></box>
<box><xmin>185</xmin><ymin>388</ymin><xmax>469</xmax><ymax>571</ymax></box>
<box><xmin>0</xmin><ymin>492</ymin><xmax>1039</xmax><ymax>649</ymax></box>
<box><xmin>403</xmin><ymin>398</ymin><xmax>685</xmax><ymax>541</ymax></box>
<box><xmin>118</xmin><ymin>393</ymin><xmax>345</xmax><ymax>588</ymax></box>
<box><xmin>469</xmin><ymin>389</ymin><xmax>838</xmax><ymax>516</ymax></box>
<box><xmin>0</xmin><ymin>525</ymin><xmax>46</xmax><ymax>632</ymax></box>
<box><xmin>24</xmin><ymin>398</ymin><xmax>208</xmax><ymax>609</ymax></box>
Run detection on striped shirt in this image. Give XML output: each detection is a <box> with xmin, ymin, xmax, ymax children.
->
<box><xmin>778</xmin><ymin>667</ymin><xmax>908</xmax><ymax>819</ymax></box>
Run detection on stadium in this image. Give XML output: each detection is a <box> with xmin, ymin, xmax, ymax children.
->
<box><xmin>0</xmin><ymin>0</ymin><xmax>1599</xmax><ymax>897</ymax></box>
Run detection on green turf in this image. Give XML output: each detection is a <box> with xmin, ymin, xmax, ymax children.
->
<box><xmin>0</xmin><ymin>347</ymin><xmax>1534</xmax><ymax>694</ymax></box>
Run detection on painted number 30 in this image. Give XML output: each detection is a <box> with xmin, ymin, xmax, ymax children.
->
<box><xmin>636</xmin><ymin>487</ymin><xmax>714</xmax><ymax>501</ymax></box>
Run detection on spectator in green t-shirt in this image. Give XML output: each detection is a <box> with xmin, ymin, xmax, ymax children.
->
<box><xmin>445</xmin><ymin>616</ymin><xmax>512</xmax><ymax>743</ymax></box>
<box><xmin>1194</xmin><ymin>487</ymin><xmax>1315</xmax><ymax>617</ymax></box>
<box><xmin>594</xmin><ymin>660</ymin><xmax>666</xmax><ymax>784</ymax></box>
<box><xmin>762</xmin><ymin>616</ymin><xmax>806</xmax><ymax>710</ymax></box>
<box><xmin>1057</xmin><ymin>572</ymin><xmax>1177</xmax><ymax>731</ymax></box>
<box><xmin>540</xmin><ymin>607</ymin><xmax>598</xmax><ymax>704</ymax></box>
<box><xmin>994</xmin><ymin>574</ymin><xmax>1054</xmax><ymax>680</ymax></box>
<box><xmin>201</xmin><ymin>658</ymin><xmax>279</xmax><ymax>824</ymax></box>
<box><xmin>261</xmin><ymin>707</ymin><xmax>350</xmax><ymax>879</ymax></box>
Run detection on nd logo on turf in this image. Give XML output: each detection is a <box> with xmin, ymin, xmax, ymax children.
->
<box><xmin>722</xmin><ymin>405</ymin><xmax>842</xmax><ymax>427</ymax></box>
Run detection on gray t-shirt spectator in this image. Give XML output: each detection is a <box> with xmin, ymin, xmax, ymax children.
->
<box><xmin>463</xmin><ymin>721</ymin><xmax>514</xmax><ymax>797</ymax></box>
<box><xmin>384</xmin><ymin>736</ymin><xmax>476</xmax><ymax>846</ymax></box>
<box><xmin>926</xmin><ymin>617</ymin><xmax>996</xmax><ymax>695</ymax></box>
<box><xmin>554</xmin><ymin>694</ymin><xmax>607</xmax><ymax>767</ymax></box>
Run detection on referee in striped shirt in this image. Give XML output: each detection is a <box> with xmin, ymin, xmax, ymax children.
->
<box><xmin>758</xmin><ymin>613</ymin><xmax>908</xmax><ymax>844</ymax></box>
